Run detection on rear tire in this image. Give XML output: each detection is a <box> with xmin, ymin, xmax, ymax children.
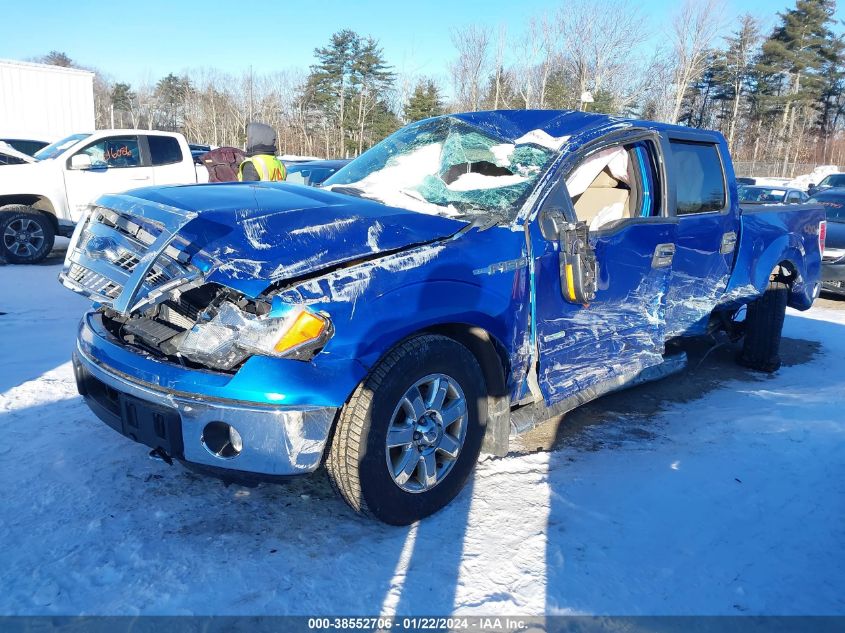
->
<box><xmin>738</xmin><ymin>280</ymin><xmax>788</xmax><ymax>373</ymax></box>
<box><xmin>326</xmin><ymin>334</ymin><xmax>487</xmax><ymax>525</ymax></box>
<box><xmin>0</xmin><ymin>205</ymin><xmax>55</xmax><ymax>264</ymax></box>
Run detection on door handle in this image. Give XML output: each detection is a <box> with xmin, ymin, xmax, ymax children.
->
<box><xmin>652</xmin><ymin>243</ymin><xmax>675</xmax><ymax>268</ymax></box>
<box><xmin>720</xmin><ymin>231</ymin><xmax>737</xmax><ymax>254</ymax></box>
<box><xmin>129</xmin><ymin>175</ymin><xmax>151</xmax><ymax>181</ymax></box>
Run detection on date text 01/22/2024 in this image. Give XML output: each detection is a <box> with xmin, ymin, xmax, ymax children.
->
<box><xmin>306</xmin><ymin>617</ymin><xmax>528</xmax><ymax>631</ymax></box>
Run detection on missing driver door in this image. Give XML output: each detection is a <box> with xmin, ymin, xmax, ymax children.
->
<box><xmin>533</xmin><ymin>132</ymin><xmax>678</xmax><ymax>405</ymax></box>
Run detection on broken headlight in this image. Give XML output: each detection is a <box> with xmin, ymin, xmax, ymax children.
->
<box><xmin>175</xmin><ymin>302</ymin><xmax>333</xmax><ymax>370</ymax></box>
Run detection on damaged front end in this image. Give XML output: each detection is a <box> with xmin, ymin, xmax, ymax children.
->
<box><xmin>60</xmin><ymin>195</ymin><xmax>360</xmax><ymax>477</ymax></box>
<box><xmin>61</xmin><ymin>199</ymin><xmax>334</xmax><ymax>374</ymax></box>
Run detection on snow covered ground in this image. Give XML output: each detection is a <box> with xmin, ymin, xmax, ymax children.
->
<box><xmin>0</xmin><ymin>257</ymin><xmax>843</xmax><ymax>616</ymax></box>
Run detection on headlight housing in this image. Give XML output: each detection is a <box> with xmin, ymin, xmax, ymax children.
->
<box><xmin>175</xmin><ymin>301</ymin><xmax>333</xmax><ymax>370</ymax></box>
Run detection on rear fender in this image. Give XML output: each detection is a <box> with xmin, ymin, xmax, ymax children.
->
<box><xmin>726</xmin><ymin>232</ymin><xmax>810</xmax><ymax>309</ymax></box>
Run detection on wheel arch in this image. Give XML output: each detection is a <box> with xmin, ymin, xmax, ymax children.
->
<box><xmin>0</xmin><ymin>194</ymin><xmax>59</xmax><ymax>231</ymax></box>
<box><xmin>423</xmin><ymin>323</ymin><xmax>511</xmax><ymax>456</ymax></box>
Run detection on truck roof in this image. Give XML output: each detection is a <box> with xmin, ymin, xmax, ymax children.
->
<box><xmin>87</xmin><ymin>129</ymin><xmax>185</xmax><ymax>137</ymax></box>
<box><xmin>446</xmin><ymin>109</ymin><xmax>724</xmax><ymax>145</ymax></box>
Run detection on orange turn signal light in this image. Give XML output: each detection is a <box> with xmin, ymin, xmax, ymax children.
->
<box><xmin>273</xmin><ymin>310</ymin><xmax>328</xmax><ymax>353</ymax></box>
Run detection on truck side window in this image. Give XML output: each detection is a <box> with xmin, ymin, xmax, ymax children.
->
<box><xmin>148</xmin><ymin>136</ymin><xmax>183</xmax><ymax>166</ymax></box>
<box><xmin>0</xmin><ymin>154</ymin><xmax>26</xmax><ymax>165</ymax></box>
<box><xmin>670</xmin><ymin>141</ymin><xmax>726</xmax><ymax>215</ymax></box>
<box><xmin>76</xmin><ymin>136</ymin><xmax>141</xmax><ymax>169</ymax></box>
<box><xmin>566</xmin><ymin>141</ymin><xmax>661</xmax><ymax>231</ymax></box>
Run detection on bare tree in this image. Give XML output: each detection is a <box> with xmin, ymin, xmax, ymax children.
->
<box><xmin>722</xmin><ymin>15</ymin><xmax>761</xmax><ymax>153</ymax></box>
<box><xmin>511</xmin><ymin>15</ymin><xmax>558</xmax><ymax>109</ymax></box>
<box><xmin>668</xmin><ymin>0</ymin><xmax>724</xmax><ymax>124</ymax></box>
<box><xmin>558</xmin><ymin>0</ymin><xmax>647</xmax><ymax>111</ymax></box>
<box><xmin>491</xmin><ymin>24</ymin><xmax>508</xmax><ymax>109</ymax></box>
<box><xmin>450</xmin><ymin>25</ymin><xmax>491</xmax><ymax>111</ymax></box>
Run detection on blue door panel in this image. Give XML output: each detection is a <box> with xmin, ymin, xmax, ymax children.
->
<box><xmin>535</xmin><ymin>220</ymin><xmax>677</xmax><ymax>404</ymax></box>
<box><xmin>665</xmin><ymin>214</ymin><xmax>736</xmax><ymax>337</ymax></box>
<box><xmin>663</xmin><ymin>140</ymin><xmax>739</xmax><ymax>337</ymax></box>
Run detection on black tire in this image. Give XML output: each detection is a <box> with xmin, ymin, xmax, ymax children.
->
<box><xmin>326</xmin><ymin>334</ymin><xmax>488</xmax><ymax>525</ymax></box>
<box><xmin>0</xmin><ymin>205</ymin><xmax>56</xmax><ymax>264</ymax></box>
<box><xmin>738</xmin><ymin>280</ymin><xmax>788</xmax><ymax>373</ymax></box>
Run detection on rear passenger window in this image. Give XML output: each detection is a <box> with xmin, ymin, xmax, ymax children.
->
<box><xmin>670</xmin><ymin>141</ymin><xmax>726</xmax><ymax>215</ymax></box>
<box><xmin>148</xmin><ymin>136</ymin><xmax>182</xmax><ymax>166</ymax></box>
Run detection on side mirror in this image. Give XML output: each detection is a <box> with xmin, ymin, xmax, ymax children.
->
<box><xmin>539</xmin><ymin>207</ymin><xmax>567</xmax><ymax>241</ymax></box>
<box><xmin>70</xmin><ymin>154</ymin><xmax>92</xmax><ymax>170</ymax></box>
<box><xmin>558</xmin><ymin>221</ymin><xmax>597</xmax><ymax>305</ymax></box>
<box><xmin>808</xmin><ymin>183</ymin><xmax>816</xmax><ymax>189</ymax></box>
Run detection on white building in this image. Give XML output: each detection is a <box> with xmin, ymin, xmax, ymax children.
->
<box><xmin>0</xmin><ymin>59</ymin><xmax>95</xmax><ymax>142</ymax></box>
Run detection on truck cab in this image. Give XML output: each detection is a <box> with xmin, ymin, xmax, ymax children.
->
<box><xmin>59</xmin><ymin>111</ymin><xmax>825</xmax><ymax>524</ymax></box>
<box><xmin>0</xmin><ymin>130</ymin><xmax>205</xmax><ymax>263</ymax></box>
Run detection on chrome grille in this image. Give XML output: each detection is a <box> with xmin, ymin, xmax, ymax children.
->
<box><xmin>67</xmin><ymin>263</ymin><xmax>122</xmax><ymax>299</ymax></box>
<box><xmin>60</xmin><ymin>202</ymin><xmax>200</xmax><ymax>314</ymax></box>
<box><xmin>113</xmin><ymin>252</ymin><xmax>140</xmax><ymax>271</ymax></box>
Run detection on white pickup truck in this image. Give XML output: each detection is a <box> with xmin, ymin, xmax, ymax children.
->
<box><xmin>0</xmin><ymin>130</ymin><xmax>208</xmax><ymax>263</ymax></box>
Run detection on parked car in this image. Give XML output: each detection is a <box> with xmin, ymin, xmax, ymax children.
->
<box><xmin>0</xmin><ymin>130</ymin><xmax>207</xmax><ymax>263</ymax></box>
<box><xmin>738</xmin><ymin>185</ymin><xmax>809</xmax><ymax>204</ymax></box>
<box><xmin>285</xmin><ymin>159</ymin><xmax>352</xmax><ymax>187</ymax></box>
<box><xmin>755</xmin><ymin>177</ymin><xmax>793</xmax><ymax>187</ymax></box>
<box><xmin>0</xmin><ymin>141</ymin><xmax>35</xmax><ymax>166</ymax></box>
<box><xmin>808</xmin><ymin>173</ymin><xmax>845</xmax><ymax>196</ymax></box>
<box><xmin>808</xmin><ymin>187</ymin><xmax>845</xmax><ymax>295</ymax></box>
<box><xmin>188</xmin><ymin>143</ymin><xmax>212</xmax><ymax>165</ymax></box>
<box><xmin>60</xmin><ymin>111</ymin><xmax>825</xmax><ymax>524</ymax></box>
<box><xmin>0</xmin><ymin>137</ymin><xmax>49</xmax><ymax>156</ymax></box>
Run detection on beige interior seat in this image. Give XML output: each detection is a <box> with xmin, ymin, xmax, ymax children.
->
<box><xmin>573</xmin><ymin>168</ymin><xmax>632</xmax><ymax>228</ymax></box>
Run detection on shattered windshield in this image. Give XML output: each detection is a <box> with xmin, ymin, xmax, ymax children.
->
<box><xmin>323</xmin><ymin>117</ymin><xmax>558</xmax><ymax>222</ymax></box>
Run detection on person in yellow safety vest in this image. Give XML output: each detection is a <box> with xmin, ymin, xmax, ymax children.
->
<box><xmin>238</xmin><ymin>122</ymin><xmax>287</xmax><ymax>182</ymax></box>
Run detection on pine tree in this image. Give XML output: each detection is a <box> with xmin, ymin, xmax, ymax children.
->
<box><xmin>306</xmin><ymin>30</ymin><xmax>396</xmax><ymax>156</ymax></box>
<box><xmin>154</xmin><ymin>74</ymin><xmax>192</xmax><ymax>132</ymax></box>
<box><xmin>680</xmin><ymin>52</ymin><xmax>722</xmax><ymax>128</ymax></box>
<box><xmin>351</xmin><ymin>37</ymin><xmax>395</xmax><ymax>154</ymax></box>
<box><xmin>405</xmin><ymin>80</ymin><xmax>444</xmax><ymax>122</ymax></box>
<box><xmin>110</xmin><ymin>83</ymin><xmax>136</xmax><ymax>128</ymax></box>
<box><xmin>41</xmin><ymin>51</ymin><xmax>73</xmax><ymax>67</ymax></box>
<box><xmin>754</xmin><ymin>0</ymin><xmax>839</xmax><ymax>173</ymax></box>
<box><xmin>308</xmin><ymin>30</ymin><xmax>361</xmax><ymax>155</ymax></box>
<box><xmin>481</xmin><ymin>67</ymin><xmax>518</xmax><ymax>110</ymax></box>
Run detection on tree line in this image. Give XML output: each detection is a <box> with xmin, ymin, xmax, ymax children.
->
<box><xmin>35</xmin><ymin>0</ymin><xmax>845</xmax><ymax>176</ymax></box>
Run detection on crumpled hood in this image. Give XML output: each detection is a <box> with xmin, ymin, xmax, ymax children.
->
<box><xmin>121</xmin><ymin>181</ymin><xmax>468</xmax><ymax>297</ymax></box>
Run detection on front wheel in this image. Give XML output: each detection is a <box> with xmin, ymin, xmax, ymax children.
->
<box><xmin>0</xmin><ymin>206</ymin><xmax>56</xmax><ymax>264</ymax></box>
<box><xmin>326</xmin><ymin>334</ymin><xmax>487</xmax><ymax>525</ymax></box>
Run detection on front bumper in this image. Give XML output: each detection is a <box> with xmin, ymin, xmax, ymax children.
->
<box><xmin>73</xmin><ymin>313</ymin><xmax>349</xmax><ymax>476</ymax></box>
<box><xmin>57</xmin><ymin>219</ymin><xmax>76</xmax><ymax>238</ymax></box>
<box><xmin>822</xmin><ymin>258</ymin><xmax>845</xmax><ymax>295</ymax></box>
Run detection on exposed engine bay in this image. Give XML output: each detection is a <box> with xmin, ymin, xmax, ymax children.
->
<box><xmin>100</xmin><ymin>284</ymin><xmax>331</xmax><ymax>372</ymax></box>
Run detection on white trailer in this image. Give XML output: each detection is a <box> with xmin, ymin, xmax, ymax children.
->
<box><xmin>0</xmin><ymin>59</ymin><xmax>95</xmax><ymax>142</ymax></box>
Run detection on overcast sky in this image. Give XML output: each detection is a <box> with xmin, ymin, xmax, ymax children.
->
<box><xmin>2</xmin><ymin>0</ymin><xmax>840</xmax><ymax>88</ymax></box>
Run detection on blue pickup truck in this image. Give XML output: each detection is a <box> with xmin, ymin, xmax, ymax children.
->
<box><xmin>60</xmin><ymin>111</ymin><xmax>826</xmax><ymax>524</ymax></box>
